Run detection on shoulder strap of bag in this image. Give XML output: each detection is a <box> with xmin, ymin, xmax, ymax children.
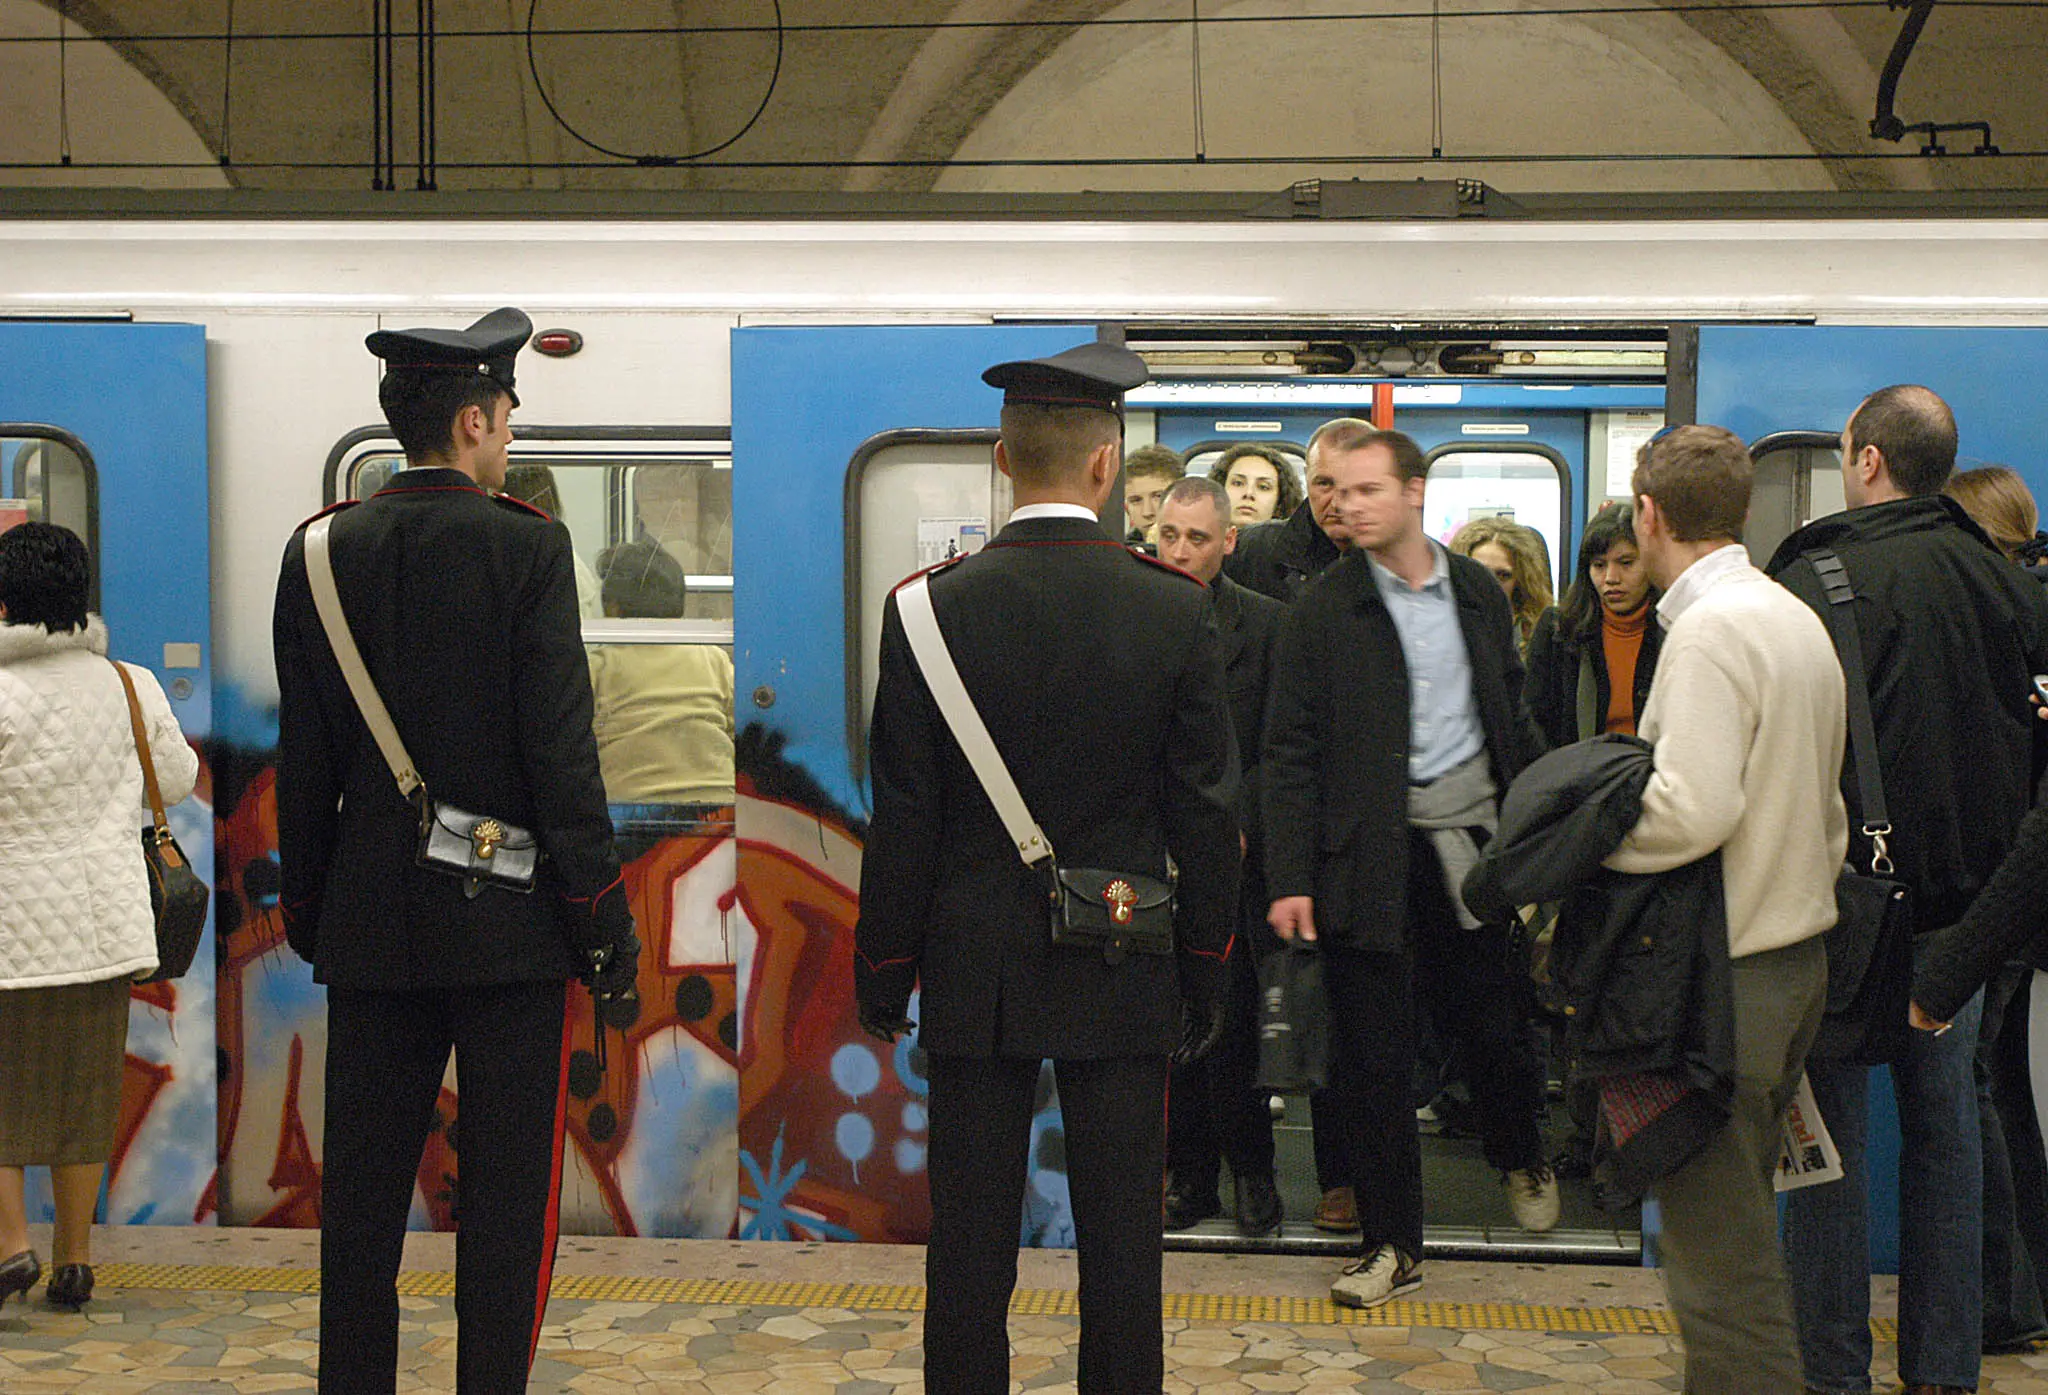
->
<box><xmin>894</xmin><ymin>573</ymin><xmax>1054</xmax><ymax>868</ymax></box>
<box><xmin>111</xmin><ymin>660</ymin><xmax>171</xmax><ymax>839</ymax></box>
<box><xmin>1803</xmin><ymin>547</ymin><xmax>1895</xmax><ymax>875</ymax></box>
<box><xmin>304</xmin><ymin>513</ymin><xmax>425</xmax><ymax>802</ymax></box>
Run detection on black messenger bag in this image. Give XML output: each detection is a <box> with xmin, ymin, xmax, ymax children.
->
<box><xmin>1803</xmin><ymin>547</ymin><xmax>1915</xmax><ymax>1066</ymax></box>
<box><xmin>1052</xmin><ymin>866</ymin><xmax>1176</xmax><ymax>964</ymax></box>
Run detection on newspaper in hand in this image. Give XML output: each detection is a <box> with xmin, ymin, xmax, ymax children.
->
<box><xmin>1774</xmin><ymin>1071</ymin><xmax>1843</xmax><ymax>1192</ymax></box>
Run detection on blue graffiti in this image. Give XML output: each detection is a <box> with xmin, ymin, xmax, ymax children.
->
<box><xmin>738</xmin><ymin>1124</ymin><xmax>857</xmax><ymax>1243</ymax></box>
<box><xmin>830</xmin><ymin>1043</ymin><xmax>881</xmax><ymax>1101</ymax></box>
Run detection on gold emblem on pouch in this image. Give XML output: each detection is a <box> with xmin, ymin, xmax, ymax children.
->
<box><xmin>1104</xmin><ymin>879</ymin><xmax>1139</xmax><ymax>925</ymax></box>
<box><xmin>471</xmin><ymin>818</ymin><xmax>506</xmax><ymax>861</ymax></box>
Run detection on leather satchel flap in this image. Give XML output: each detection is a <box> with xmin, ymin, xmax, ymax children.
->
<box><xmin>1056</xmin><ymin>867</ymin><xmax>1173</xmax><ymax>915</ymax></box>
<box><xmin>424</xmin><ymin>803</ymin><xmax>539</xmax><ymax>887</ymax></box>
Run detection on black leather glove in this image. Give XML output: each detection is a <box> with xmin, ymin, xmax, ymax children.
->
<box><xmin>857</xmin><ymin>999</ymin><xmax>916</xmax><ymax>1046</ymax></box>
<box><xmin>1171</xmin><ymin>995</ymin><xmax>1228</xmax><ymax>1067</ymax></box>
<box><xmin>586</xmin><ymin>930</ymin><xmax>641</xmax><ymax>1003</ymax></box>
<box><xmin>282</xmin><ymin>897</ymin><xmax>321</xmax><ymax>962</ymax></box>
<box><xmin>281</xmin><ymin>916</ymin><xmax>318</xmax><ymax>966</ymax></box>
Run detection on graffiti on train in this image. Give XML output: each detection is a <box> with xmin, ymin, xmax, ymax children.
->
<box><xmin>64</xmin><ymin>709</ymin><xmax>1077</xmax><ymax>1245</ymax></box>
<box><xmin>732</xmin><ymin>727</ymin><xmax>1080</xmax><ymax>1248</ymax></box>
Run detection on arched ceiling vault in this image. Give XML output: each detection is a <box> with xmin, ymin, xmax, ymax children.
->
<box><xmin>5</xmin><ymin>0</ymin><xmax>2046</xmax><ymax>198</ymax></box>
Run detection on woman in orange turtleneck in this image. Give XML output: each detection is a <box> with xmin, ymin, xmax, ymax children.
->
<box><xmin>1522</xmin><ymin>503</ymin><xmax>1662</xmax><ymax>752</ymax></box>
<box><xmin>1519</xmin><ymin>503</ymin><xmax>1664</xmax><ymax>1183</ymax></box>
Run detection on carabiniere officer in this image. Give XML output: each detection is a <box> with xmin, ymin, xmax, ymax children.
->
<box><xmin>272</xmin><ymin>307</ymin><xmax>641</xmax><ymax>1395</ymax></box>
<box><xmin>855</xmin><ymin>342</ymin><xmax>1241</xmax><ymax>1395</ymax></box>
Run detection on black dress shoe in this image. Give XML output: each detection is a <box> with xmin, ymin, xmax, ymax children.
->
<box><xmin>45</xmin><ymin>1264</ymin><xmax>92</xmax><ymax>1310</ymax></box>
<box><xmin>0</xmin><ymin>1249</ymin><xmax>40</xmax><ymax>1307</ymax></box>
<box><xmin>1162</xmin><ymin>1183</ymin><xmax>1221</xmax><ymax>1231</ymax></box>
<box><xmin>1985</xmin><ymin>1323</ymin><xmax>2048</xmax><ymax>1355</ymax></box>
<box><xmin>1234</xmin><ymin>1173</ymin><xmax>1283</xmax><ymax>1237</ymax></box>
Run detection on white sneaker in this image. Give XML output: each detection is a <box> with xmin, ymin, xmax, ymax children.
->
<box><xmin>1330</xmin><ymin>1244</ymin><xmax>1422</xmax><ymax>1309</ymax></box>
<box><xmin>1504</xmin><ymin>1164</ymin><xmax>1560</xmax><ymax>1233</ymax></box>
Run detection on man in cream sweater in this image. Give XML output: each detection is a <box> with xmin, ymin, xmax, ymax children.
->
<box><xmin>1604</xmin><ymin>425</ymin><xmax>1848</xmax><ymax>1392</ymax></box>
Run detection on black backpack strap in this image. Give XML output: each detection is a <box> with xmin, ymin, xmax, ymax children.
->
<box><xmin>1803</xmin><ymin>547</ymin><xmax>1894</xmax><ymax>875</ymax></box>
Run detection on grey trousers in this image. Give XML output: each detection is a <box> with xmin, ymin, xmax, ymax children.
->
<box><xmin>1654</xmin><ymin>935</ymin><xmax>1827</xmax><ymax>1395</ymax></box>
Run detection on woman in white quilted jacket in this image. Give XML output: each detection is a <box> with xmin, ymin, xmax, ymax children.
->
<box><xmin>0</xmin><ymin>523</ymin><xmax>197</xmax><ymax>1313</ymax></box>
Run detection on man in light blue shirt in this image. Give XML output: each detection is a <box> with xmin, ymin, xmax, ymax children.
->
<box><xmin>1263</xmin><ymin>422</ymin><xmax>1553</xmax><ymax>1311</ymax></box>
<box><xmin>1368</xmin><ymin>540</ymin><xmax>1486</xmax><ymax>785</ymax></box>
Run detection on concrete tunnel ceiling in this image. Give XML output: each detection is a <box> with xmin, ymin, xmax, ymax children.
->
<box><xmin>1</xmin><ymin>0</ymin><xmax>2045</xmax><ymax>196</ymax></box>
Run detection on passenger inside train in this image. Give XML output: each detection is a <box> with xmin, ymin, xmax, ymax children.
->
<box><xmin>588</xmin><ymin>539</ymin><xmax>737</xmax><ymax>809</ymax></box>
<box><xmin>1208</xmin><ymin>441</ymin><xmax>1304</xmax><ymax>527</ymax></box>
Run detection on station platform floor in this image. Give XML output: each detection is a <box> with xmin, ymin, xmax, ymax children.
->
<box><xmin>0</xmin><ymin>1224</ymin><xmax>2031</xmax><ymax>1394</ymax></box>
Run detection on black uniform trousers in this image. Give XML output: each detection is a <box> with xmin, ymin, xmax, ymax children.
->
<box><xmin>320</xmin><ymin>979</ymin><xmax>573</xmax><ymax>1395</ymax></box>
<box><xmin>1324</xmin><ymin>829</ymin><xmax>1545</xmax><ymax>1263</ymax></box>
<box><xmin>925</xmin><ymin>1052</ymin><xmax>1169</xmax><ymax>1395</ymax></box>
<box><xmin>1166</xmin><ymin>900</ymin><xmax>1276</xmax><ymax>1198</ymax></box>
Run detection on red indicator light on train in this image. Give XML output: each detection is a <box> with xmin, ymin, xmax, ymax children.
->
<box><xmin>533</xmin><ymin>329</ymin><xmax>583</xmax><ymax>357</ymax></box>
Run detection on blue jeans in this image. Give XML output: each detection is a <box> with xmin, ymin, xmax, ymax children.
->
<box><xmin>1782</xmin><ymin>985</ymin><xmax>1985</xmax><ymax>1393</ymax></box>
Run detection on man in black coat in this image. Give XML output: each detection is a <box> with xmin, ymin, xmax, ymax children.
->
<box><xmin>1263</xmin><ymin>422</ymin><xmax>1553</xmax><ymax>1310</ymax></box>
<box><xmin>1769</xmin><ymin>384</ymin><xmax>2048</xmax><ymax>1395</ymax></box>
<box><xmin>1223</xmin><ymin>417</ymin><xmax>1357</xmax><ymax>602</ymax></box>
<box><xmin>1156</xmin><ymin>476</ymin><xmax>1286</xmax><ymax>1237</ymax></box>
<box><xmin>854</xmin><ymin>343</ymin><xmax>1240</xmax><ymax>1395</ymax></box>
<box><xmin>273</xmin><ymin>309</ymin><xmax>640</xmax><ymax>1394</ymax></box>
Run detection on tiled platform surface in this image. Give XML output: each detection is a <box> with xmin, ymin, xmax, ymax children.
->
<box><xmin>1</xmin><ymin>1224</ymin><xmax>2035</xmax><ymax>1394</ymax></box>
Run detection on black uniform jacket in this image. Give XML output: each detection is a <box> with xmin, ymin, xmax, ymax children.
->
<box><xmin>1769</xmin><ymin>495</ymin><xmax>2048</xmax><ymax>934</ymax></box>
<box><xmin>1214</xmin><ymin>574</ymin><xmax>1283</xmax><ymax>867</ymax></box>
<box><xmin>1261</xmin><ymin>547</ymin><xmax>1537</xmax><ymax>952</ymax></box>
<box><xmin>1521</xmin><ymin>605</ymin><xmax>1663</xmax><ymax>752</ymax></box>
<box><xmin>1222</xmin><ymin>500</ymin><xmax>1342</xmax><ymax>603</ymax></box>
<box><xmin>1466</xmin><ymin>736</ymin><xmax>1733</xmax><ymax>1197</ymax></box>
<box><xmin>273</xmin><ymin>467</ymin><xmax>633</xmax><ymax>989</ymax></box>
<box><xmin>854</xmin><ymin>514</ymin><xmax>1242</xmax><ymax>1060</ymax></box>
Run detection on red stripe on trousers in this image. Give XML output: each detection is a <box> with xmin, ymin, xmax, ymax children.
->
<box><xmin>528</xmin><ymin>987</ymin><xmax>577</xmax><ymax>1369</ymax></box>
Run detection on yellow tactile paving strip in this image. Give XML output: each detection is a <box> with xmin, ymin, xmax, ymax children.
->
<box><xmin>87</xmin><ymin>1262</ymin><xmax>1903</xmax><ymax>1340</ymax></box>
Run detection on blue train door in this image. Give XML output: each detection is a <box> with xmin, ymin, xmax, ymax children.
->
<box><xmin>729</xmin><ymin>325</ymin><xmax>1093</xmax><ymax>1247</ymax></box>
<box><xmin>0</xmin><ymin>321</ymin><xmax>214</xmax><ymax>1226</ymax></box>
<box><xmin>1691</xmin><ymin>325</ymin><xmax>2048</xmax><ymax>1275</ymax></box>
<box><xmin>730</xmin><ymin>325</ymin><xmax>1650</xmax><ymax>1262</ymax></box>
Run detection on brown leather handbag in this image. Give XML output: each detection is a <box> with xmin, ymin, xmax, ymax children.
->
<box><xmin>113</xmin><ymin>660</ymin><xmax>209</xmax><ymax>983</ymax></box>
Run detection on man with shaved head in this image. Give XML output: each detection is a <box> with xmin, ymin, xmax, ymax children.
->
<box><xmin>1770</xmin><ymin>385</ymin><xmax>2048</xmax><ymax>1395</ymax></box>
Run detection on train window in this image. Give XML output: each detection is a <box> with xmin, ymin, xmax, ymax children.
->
<box><xmin>326</xmin><ymin>429</ymin><xmax>733</xmax><ymax>645</ymax></box>
<box><xmin>1747</xmin><ymin>431</ymin><xmax>1843</xmax><ymax>562</ymax></box>
<box><xmin>0</xmin><ymin>427</ymin><xmax>100</xmax><ymax>606</ymax></box>
<box><xmin>624</xmin><ymin>461</ymin><xmax>733</xmax><ymax>624</ymax></box>
<box><xmin>1422</xmin><ymin>444</ymin><xmax>1572</xmax><ymax>587</ymax></box>
<box><xmin>845</xmin><ymin>430</ymin><xmax>1007</xmax><ymax>784</ymax></box>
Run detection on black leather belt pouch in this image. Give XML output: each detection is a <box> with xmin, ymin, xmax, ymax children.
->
<box><xmin>417</xmin><ymin>801</ymin><xmax>540</xmax><ymax>899</ymax></box>
<box><xmin>1051</xmin><ymin>865</ymin><xmax>1175</xmax><ymax>965</ymax></box>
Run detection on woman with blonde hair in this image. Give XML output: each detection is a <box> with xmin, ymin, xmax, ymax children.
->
<box><xmin>1450</xmin><ymin>517</ymin><xmax>1554</xmax><ymax>653</ymax></box>
<box><xmin>1945</xmin><ymin>465</ymin><xmax>2041</xmax><ymax>563</ymax></box>
<box><xmin>0</xmin><ymin>523</ymin><xmax>197</xmax><ymax>1312</ymax></box>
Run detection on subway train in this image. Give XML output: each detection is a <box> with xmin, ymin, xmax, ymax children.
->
<box><xmin>4</xmin><ymin>210</ymin><xmax>2047</xmax><ymax>1270</ymax></box>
